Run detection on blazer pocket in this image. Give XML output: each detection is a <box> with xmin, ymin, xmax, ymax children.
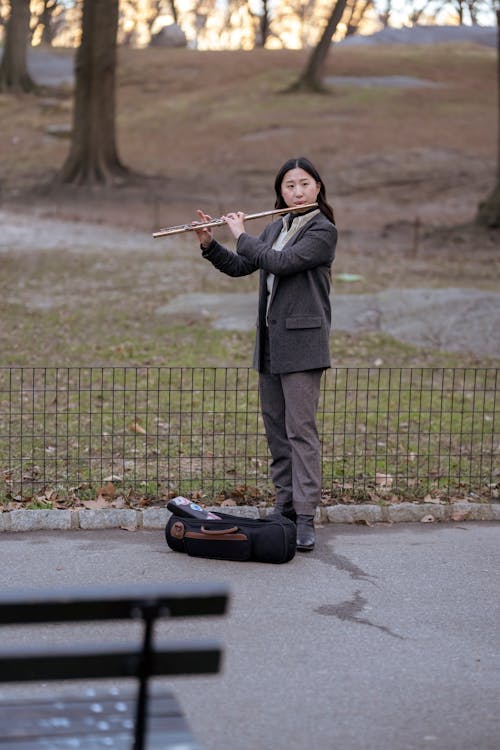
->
<box><xmin>285</xmin><ymin>316</ymin><xmax>322</xmax><ymax>330</ymax></box>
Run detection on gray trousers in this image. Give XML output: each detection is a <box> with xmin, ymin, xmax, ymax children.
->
<box><xmin>259</xmin><ymin>337</ymin><xmax>324</xmax><ymax>516</ymax></box>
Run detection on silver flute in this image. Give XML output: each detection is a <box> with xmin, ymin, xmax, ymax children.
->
<box><xmin>152</xmin><ymin>202</ymin><xmax>318</xmax><ymax>238</ymax></box>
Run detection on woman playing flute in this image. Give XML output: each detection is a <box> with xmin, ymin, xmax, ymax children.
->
<box><xmin>194</xmin><ymin>157</ymin><xmax>337</xmax><ymax>552</ymax></box>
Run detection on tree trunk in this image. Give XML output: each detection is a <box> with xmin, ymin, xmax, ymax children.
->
<box><xmin>476</xmin><ymin>8</ymin><xmax>500</xmax><ymax>228</ymax></box>
<box><xmin>168</xmin><ymin>0</ymin><xmax>179</xmax><ymax>26</ymax></box>
<box><xmin>55</xmin><ymin>0</ymin><xmax>129</xmax><ymax>186</ymax></box>
<box><xmin>287</xmin><ymin>0</ymin><xmax>348</xmax><ymax>93</ymax></box>
<box><xmin>0</xmin><ymin>0</ymin><xmax>36</xmax><ymax>93</ymax></box>
<box><xmin>344</xmin><ymin>0</ymin><xmax>357</xmax><ymax>37</ymax></box>
<box><xmin>345</xmin><ymin>0</ymin><xmax>373</xmax><ymax>37</ymax></box>
<box><xmin>380</xmin><ymin>0</ymin><xmax>392</xmax><ymax>27</ymax></box>
<box><xmin>258</xmin><ymin>0</ymin><xmax>270</xmax><ymax>47</ymax></box>
<box><xmin>39</xmin><ymin>0</ymin><xmax>57</xmax><ymax>46</ymax></box>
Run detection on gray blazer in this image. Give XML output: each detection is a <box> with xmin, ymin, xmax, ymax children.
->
<box><xmin>202</xmin><ymin>211</ymin><xmax>337</xmax><ymax>374</ymax></box>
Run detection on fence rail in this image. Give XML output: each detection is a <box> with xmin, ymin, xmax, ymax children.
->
<box><xmin>0</xmin><ymin>367</ymin><xmax>498</xmax><ymax>505</ymax></box>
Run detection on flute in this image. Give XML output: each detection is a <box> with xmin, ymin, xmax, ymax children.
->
<box><xmin>152</xmin><ymin>202</ymin><xmax>318</xmax><ymax>238</ymax></box>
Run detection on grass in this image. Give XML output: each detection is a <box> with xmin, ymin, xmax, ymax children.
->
<box><xmin>0</xmin><ymin>231</ymin><xmax>498</xmax><ymax>368</ymax></box>
<box><xmin>0</xmin><ymin>365</ymin><xmax>496</xmax><ymax>506</ymax></box>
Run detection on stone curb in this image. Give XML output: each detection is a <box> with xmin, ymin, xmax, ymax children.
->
<box><xmin>1</xmin><ymin>503</ymin><xmax>499</xmax><ymax>532</ymax></box>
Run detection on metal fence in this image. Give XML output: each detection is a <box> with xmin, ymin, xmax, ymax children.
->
<box><xmin>0</xmin><ymin>367</ymin><xmax>498</xmax><ymax>505</ymax></box>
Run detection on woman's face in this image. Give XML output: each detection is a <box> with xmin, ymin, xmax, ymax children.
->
<box><xmin>280</xmin><ymin>167</ymin><xmax>320</xmax><ymax>209</ymax></box>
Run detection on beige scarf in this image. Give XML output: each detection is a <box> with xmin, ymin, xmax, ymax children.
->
<box><xmin>265</xmin><ymin>209</ymin><xmax>320</xmax><ymax>324</ymax></box>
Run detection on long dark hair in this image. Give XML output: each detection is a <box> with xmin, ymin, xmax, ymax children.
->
<box><xmin>273</xmin><ymin>157</ymin><xmax>335</xmax><ymax>224</ymax></box>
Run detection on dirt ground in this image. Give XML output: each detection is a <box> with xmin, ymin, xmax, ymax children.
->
<box><xmin>1</xmin><ymin>41</ymin><xmax>499</xmax><ymax>366</ymax></box>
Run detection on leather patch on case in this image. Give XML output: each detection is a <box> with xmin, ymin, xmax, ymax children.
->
<box><xmin>171</xmin><ymin>521</ymin><xmax>185</xmax><ymax>540</ymax></box>
<box><xmin>185</xmin><ymin>532</ymin><xmax>248</xmax><ymax>541</ymax></box>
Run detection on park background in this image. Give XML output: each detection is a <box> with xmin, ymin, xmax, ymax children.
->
<box><xmin>0</xmin><ymin>0</ymin><xmax>499</xmax><ymax>514</ymax></box>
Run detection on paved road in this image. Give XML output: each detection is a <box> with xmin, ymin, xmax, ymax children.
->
<box><xmin>0</xmin><ymin>523</ymin><xmax>499</xmax><ymax>750</ymax></box>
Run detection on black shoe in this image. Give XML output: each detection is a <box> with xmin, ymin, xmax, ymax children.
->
<box><xmin>268</xmin><ymin>506</ymin><xmax>297</xmax><ymax>524</ymax></box>
<box><xmin>296</xmin><ymin>515</ymin><xmax>315</xmax><ymax>552</ymax></box>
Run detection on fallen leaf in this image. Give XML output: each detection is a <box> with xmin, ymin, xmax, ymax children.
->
<box><xmin>451</xmin><ymin>509</ymin><xmax>470</xmax><ymax>522</ymax></box>
<box><xmin>97</xmin><ymin>482</ymin><xmax>116</xmax><ymax>499</ymax></box>
<box><xmin>376</xmin><ymin>472</ymin><xmax>394</xmax><ymax>488</ymax></box>
<box><xmin>82</xmin><ymin>496</ymin><xmax>110</xmax><ymax>510</ymax></box>
<box><xmin>385</xmin><ymin>494</ymin><xmax>401</xmax><ymax>504</ymax></box>
<box><xmin>230</xmin><ymin>485</ymin><xmax>246</xmax><ymax>499</ymax></box>
<box><xmin>155</xmin><ymin>420</ymin><xmax>170</xmax><ymax>429</ymax></box>
<box><xmin>129</xmin><ymin>422</ymin><xmax>146</xmax><ymax>435</ymax></box>
<box><xmin>36</xmin><ymin>489</ymin><xmax>58</xmax><ymax>503</ymax></box>
<box><xmin>424</xmin><ymin>494</ymin><xmax>442</xmax><ymax>504</ymax></box>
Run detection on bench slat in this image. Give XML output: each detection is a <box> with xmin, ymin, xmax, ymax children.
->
<box><xmin>0</xmin><ymin>639</ymin><xmax>222</xmax><ymax>682</ymax></box>
<box><xmin>0</xmin><ymin>582</ymin><xmax>228</xmax><ymax>624</ymax></box>
<box><xmin>0</xmin><ymin>690</ymin><xmax>192</xmax><ymax>741</ymax></box>
<box><xmin>0</xmin><ymin>691</ymin><xmax>205</xmax><ymax>749</ymax></box>
<box><xmin>0</xmin><ymin>699</ymin><xmax>183</xmax><ymax>735</ymax></box>
<box><xmin>0</xmin><ymin>733</ymin><xmax>202</xmax><ymax>750</ymax></box>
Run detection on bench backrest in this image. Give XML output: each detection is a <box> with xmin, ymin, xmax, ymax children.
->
<box><xmin>0</xmin><ymin>580</ymin><xmax>228</xmax><ymax>625</ymax></box>
<box><xmin>0</xmin><ymin>581</ymin><xmax>229</xmax><ymax>750</ymax></box>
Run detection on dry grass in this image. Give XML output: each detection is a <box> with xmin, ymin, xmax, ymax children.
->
<box><xmin>1</xmin><ymin>44</ymin><xmax>496</xmax><ymax>217</ymax></box>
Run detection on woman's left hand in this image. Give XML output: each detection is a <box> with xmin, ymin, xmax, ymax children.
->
<box><xmin>223</xmin><ymin>211</ymin><xmax>246</xmax><ymax>240</ymax></box>
<box><xmin>193</xmin><ymin>209</ymin><xmax>214</xmax><ymax>249</ymax></box>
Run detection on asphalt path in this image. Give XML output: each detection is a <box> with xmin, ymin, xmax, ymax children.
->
<box><xmin>0</xmin><ymin>522</ymin><xmax>499</xmax><ymax>750</ymax></box>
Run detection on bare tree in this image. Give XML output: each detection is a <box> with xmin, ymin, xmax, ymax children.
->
<box><xmin>344</xmin><ymin>0</ymin><xmax>373</xmax><ymax>37</ymax></box>
<box><xmin>34</xmin><ymin>0</ymin><xmax>61</xmax><ymax>46</ymax></box>
<box><xmin>379</xmin><ymin>0</ymin><xmax>393</xmax><ymax>26</ymax></box>
<box><xmin>408</xmin><ymin>0</ymin><xmax>445</xmax><ymax>24</ymax></box>
<box><xmin>55</xmin><ymin>0</ymin><xmax>129</xmax><ymax>186</ymax></box>
<box><xmin>249</xmin><ymin>0</ymin><xmax>271</xmax><ymax>47</ymax></box>
<box><xmin>287</xmin><ymin>0</ymin><xmax>348</xmax><ymax>92</ymax></box>
<box><xmin>168</xmin><ymin>0</ymin><xmax>179</xmax><ymax>24</ymax></box>
<box><xmin>476</xmin><ymin>5</ymin><xmax>500</xmax><ymax>227</ymax></box>
<box><xmin>0</xmin><ymin>0</ymin><xmax>36</xmax><ymax>93</ymax></box>
<box><xmin>449</xmin><ymin>0</ymin><xmax>486</xmax><ymax>23</ymax></box>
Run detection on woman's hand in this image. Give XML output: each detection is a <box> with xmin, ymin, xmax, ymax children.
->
<box><xmin>193</xmin><ymin>209</ymin><xmax>213</xmax><ymax>249</ymax></box>
<box><xmin>223</xmin><ymin>211</ymin><xmax>246</xmax><ymax>240</ymax></box>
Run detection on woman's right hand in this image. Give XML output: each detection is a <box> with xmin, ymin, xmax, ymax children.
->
<box><xmin>193</xmin><ymin>210</ymin><xmax>213</xmax><ymax>249</ymax></box>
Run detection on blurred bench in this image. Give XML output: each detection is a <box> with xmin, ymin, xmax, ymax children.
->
<box><xmin>0</xmin><ymin>581</ymin><xmax>229</xmax><ymax>749</ymax></box>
